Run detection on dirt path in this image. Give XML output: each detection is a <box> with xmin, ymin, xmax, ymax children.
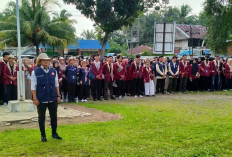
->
<box><xmin>0</xmin><ymin>104</ymin><xmax>122</xmax><ymax>133</ymax></box>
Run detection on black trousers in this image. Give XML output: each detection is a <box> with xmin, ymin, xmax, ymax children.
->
<box><xmin>190</xmin><ymin>79</ymin><xmax>199</xmax><ymax>91</ymax></box>
<box><xmin>179</xmin><ymin>77</ymin><xmax>188</xmax><ymax>92</ymax></box>
<box><xmin>115</xmin><ymin>80</ymin><xmax>126</xmax><ymax>97</ymax></box>
<box><xmin>7</xmin><ymin>84</ymin><xmax>17</xmax><ymax>101</ymax></box>
<box><xmin>75</xmin><ymin>84</ymin><xmax>80</xmax><ymax>98</ymax></box>
<box><xmin>0</xmin><ymin>83</ymin><xmax>3</xmax><ymax>102</ymax></box>
<box><xmin>80</xmin><ymin>85</ymin><xmax>89</xmax><ymax>99</ymax></box>
<box><xmin>61</xmin><ymin>78</ymin><xmax>68</xmax><ymax>99</ymax></box>
<box><xmin>104</xmin><ymin>80</ymin><xmax>113</xmax><ymax>98</ymax></box>
<box><xmin>37</xmin><ymin>101</ymin><xmax>58</xmax><ymax>137</ymax></box>
<box><xmin>224</xmin><ymin>78</ymin><xmax>230</xmax><ymax>90</ymax></box>
<box><xmin>67</xmin><ymin>83</ymin><xmax>76</xmax><ymax>102</ymax></box>
<box><xmin>156</xmin><ymin>79</ymin><xmax>165</xmax><ymax>94</ymax></box>
<box><xmin>132</xmin><ymin>78</ymin><xmax>142</xmax><ymax>96</ymax></box>
<box><xmin>91</xmin><ymin>79</ymin><xmax>102</xmax><ymax>99</ymax></box>
<box><xmin>168</xmin><ymin>78</ymin><xmax>178</xmax><ymax>92</ymax></box>
<box><xmin>201</xmin><ymin>76</ymin><xmax>210</xmax><ymax>91</ymax></box>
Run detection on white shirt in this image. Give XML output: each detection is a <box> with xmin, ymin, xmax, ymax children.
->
<box><xmin>31</xmin><ymin>66</ymin><xmax>59</xmax><ymax>91</ymax></box>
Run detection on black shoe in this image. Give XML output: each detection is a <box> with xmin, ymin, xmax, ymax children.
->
<box><xmin>97</xmin><ymin>98</ymin><xmax>102</xmax><ymax>101</ymax></box>
<box><xmin>52</xmin><ymin>134</ymin><xmax>62</xmax><ymax>140</ymax></box>
<box><xmin>41</xmin><ymin>136</ymin><xmax>47</xmax><ymax>142</ymax></box>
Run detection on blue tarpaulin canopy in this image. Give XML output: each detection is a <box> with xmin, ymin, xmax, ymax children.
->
<box><xmin>205</xmin><ymin>49</ymin><xmax>210</xmax><ymax>55</ymax></box>
<box><xmin>39</xmin><ymin>40</ymin><xmax>110</xmax><ymax>50</ymax></box>
<box><xmin>180</xmin><ymin>50</ymin><xmax>193</xmax><ymax>56</ymax></box>
<box><xmin>106</xmin><ymin>53</ymin><xmax>115</xmax><ymax>57</ymax></box>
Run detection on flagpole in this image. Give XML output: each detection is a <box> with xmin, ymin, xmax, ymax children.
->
<box><xmin>16</xmin><ymin>0</ymin><xmax>25</xmax><ymax>101</ymax></box>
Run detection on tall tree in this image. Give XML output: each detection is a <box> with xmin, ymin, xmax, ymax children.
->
<box><xmin>63</xmin><ymin>0</ymin><xmax>166</xmax><ymax>57</ymax></box>
<box><xmin>204</xmin><ymin>0</ymin><xmax>232</xmax><ymax>54</ymax></box>
<box><xmin>81</xmin><ymin>30</ymin><xmax>95</xmax><ymax>40</ymax></box>
<box><xmin>0</xmin><ymin>0</ymin><xmax>76</xmax><ymax>55</ymax></box>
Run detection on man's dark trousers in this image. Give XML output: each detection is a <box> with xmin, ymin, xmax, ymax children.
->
<box><xmin>37</xmin><ymin>101</ymin><xmax>57</xmax><ymax>137</ymax></box>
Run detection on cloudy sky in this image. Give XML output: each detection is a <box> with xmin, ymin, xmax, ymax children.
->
<box><xmin>0</xmin><ymin>0</ymin><xmax>204</xmax><ymax>37</ymax></box>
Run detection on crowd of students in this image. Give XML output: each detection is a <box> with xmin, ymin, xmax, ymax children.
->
<box><xmin>0</xmin><ymin>51</ymin><xmax>232</xmax><ymax>105</ymax></box>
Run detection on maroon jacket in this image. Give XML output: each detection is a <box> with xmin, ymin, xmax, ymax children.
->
<box><xmin>103</xmin><ymin>62</ymin><xmax>114</xmax><ymax>82</ymax></box>
<box><xmin>90</xmin><ymin>61</ymin><xmax>103</xmax><ymax>80</ymax></box>
<box><xmin>130</xmin><ymin>62</ymin><xmax>143</xmax><ymax>79</ymax></box>
<box><xmin>223</xmin><ymin>63</ymin><xmax>230</xmax><ymax>79</ymax></box>
<box><xmin>113</xmin><ymin>62</ymin><xmax>126</xmax><ymax>81</ymax></box>
<box><xmin>4</xmin><ymin>63</ymin><xmax>19</xmax><ymax>86</ymax></box>
<box><xmin>179</xmin><ymin>61</ymin><xmax>189</xmax><ymax>78</ymax></box>
<box><xmin>188</xmin><ymin>64</ymin><xmax>201</xmax><ymax>80</ymax></box>
<box><xmin>210</xmin><ymin>60</ymin><xmax>220</xmax><ymax>76</ymax></box>
<box><xmin>143</xmin><ymin>66</ymin><xmax>154</xmax><ymax>83</ymax></box>
<box><xmin>0</xmin><ymin>60</ymin><xmax>7</xmax><ymax>84</ymax></box>
<box><xmin>200</xmin><ymin>61</ymin><xmax>211</xmax><ymax>77</ymax></box>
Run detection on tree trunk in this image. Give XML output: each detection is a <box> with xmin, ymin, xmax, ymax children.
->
<box><xmin>101</xmin><ymin>33</ymin><xmax>110</xmax><ymax>58</ymax></box>
<box><xmin>35</xmin><ymin>44</ymin><xmax>39</xmax><ymax>56</ymax></box>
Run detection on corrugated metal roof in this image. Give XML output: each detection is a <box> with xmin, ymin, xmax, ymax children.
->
<box><xmin>177</xmin><ymin>25</ymin><xmax>207</xmax><ymax>39</ymax></box>
<box><xmin>40</xmin><ymin>40</ymin><xmax>110</xmax><ymax>50</ymax></box>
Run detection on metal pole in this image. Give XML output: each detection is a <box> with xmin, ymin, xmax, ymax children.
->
<box><xmin>137</xmin><ymin>18</ymin><xmax>141</xmax><ymax>55</ymax></box>
<box><xmin>16</xmin><ymin>0</ymin><xmax>25</xmax><ymax>101</ymax></box>
<box><xmin>162</xmin><ymin>23</ymin><xmax>166</xmax><ymax>55</ymax></box>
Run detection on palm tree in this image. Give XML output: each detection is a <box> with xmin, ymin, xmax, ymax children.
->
<box><xmin>178</xmin><ymin>4</ymin><xmax>192</xmax><ymax>24</ymax></box>
<box><xmin>52</xmin><ymin>9</ymin><xmax>76</xmax><ymax>24</ymax></box>
<box><xmin>81</xmin><ymin>30</ymin><xmax>95</xmax><ymax>40</ymax></box>
<box><xmin>0</xmin><ymin>0</ymin><xmax>76</xmax><ymax>55</ymax></box>
<box><xmin>49</xmin><ymin>9</ymin><xmax>76</xmax><ymax>53</ymax></box>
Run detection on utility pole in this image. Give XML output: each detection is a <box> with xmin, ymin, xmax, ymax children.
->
<box><xmin>188</xmin><ymin>25</ymin><xmax>193</xmax><ymax>57</ymax></box>
<box><xmin>136</xmin><ymin>18</ymin><xmax>141</xmax><ymax>55</ymax></box>
<box><xmin>126</xmin><ymin>18</ymin><xmax>141</xmax><ymax>56</ymax></box>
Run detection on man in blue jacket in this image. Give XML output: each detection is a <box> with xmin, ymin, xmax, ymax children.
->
<box><xmin>31</xmin><ymin>53</ymin><xmax>62</xmax><ymax>142</ymax></box>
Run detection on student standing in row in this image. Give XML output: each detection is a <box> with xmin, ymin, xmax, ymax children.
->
<box><xmin>4</xmin><ymin>54</ymin><xmax>18</xmax><ymax>102</ymax></box>
<box><xmin>130</xmin><ymin>55</ymin><xmax>143</xmax><ymax>98</ymax></box>
<box><xmin>91</xmin><ymin>54</ymin><xmax>103</xmax><ymax>101</ymax></box>
<box><xmin>79</xmin><ymin>60</ymin><xmax>90</xmax><ymax>102</ymax></box>
<box><xmin>103</xmin><ymin>56</ymin><xmax>115</xmax><ymax>100</ymax></box>
<box><xmin>168</xmin><ymin>56</ymin><xmax>179</xmax><ymax>93</ymax></box>
<box><xmin>200</xmin><ymin>56</ymin><xmax>211</xmax><ymax>91</ymax></box>
<box><xmin>143</xmin><ymin>58</ymin><xmax>155</xmax><ymax>96</ymax></box>
<box><xmin>0</xmin><ymin>52</ymin><xmax>10</xmax><ymax>105</ymax></box>
<box><xmin>156</xmin><ymin>56</ymin><xmax>167</xmax><ymax>94</ymax></box>
<box><xmin>114</xmin><ymin>55</ymin><xmax>126</xmax><ymax>99</ymax></box>
<box><xmin>179</xmin><ymin>54</ymin><xmax>189</xmax><ymax>93</ymax></box>
<box><xmin>210</xmin><ymin>55</ymin><xmax>220</xmax><ymax>91</ymax></box>
<box><xmin>65</xmin><ymin>57</ymin><xmax>78</xmax><ymax>102</ymax></box>
<box><xmin>189</xmin><ymin>58</ymin><xmax>201</xmax><ymax>91</ymax></box>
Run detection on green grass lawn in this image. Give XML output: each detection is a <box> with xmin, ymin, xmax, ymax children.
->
<box><xmin>1</xmin><ymin>92</ymin><xmax>232</xmax><ymax>156</ymax></box>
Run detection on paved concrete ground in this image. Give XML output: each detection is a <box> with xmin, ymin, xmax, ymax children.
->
<box><xmin>0</xmin><ymin>105</ymin><xmax>92</xmax><ymax>123</ymax></box>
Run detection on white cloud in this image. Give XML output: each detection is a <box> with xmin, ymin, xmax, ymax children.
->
<box><xmin>169</xmin><ymin>0</ymin><xmax>204</xmax><ymax>14</ymax></box>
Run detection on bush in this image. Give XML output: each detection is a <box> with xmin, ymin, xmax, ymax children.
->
<box><xmin>141</xmin><ymin>50</ymin><xmax>152</xmax><ymax>56</ymax></box>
